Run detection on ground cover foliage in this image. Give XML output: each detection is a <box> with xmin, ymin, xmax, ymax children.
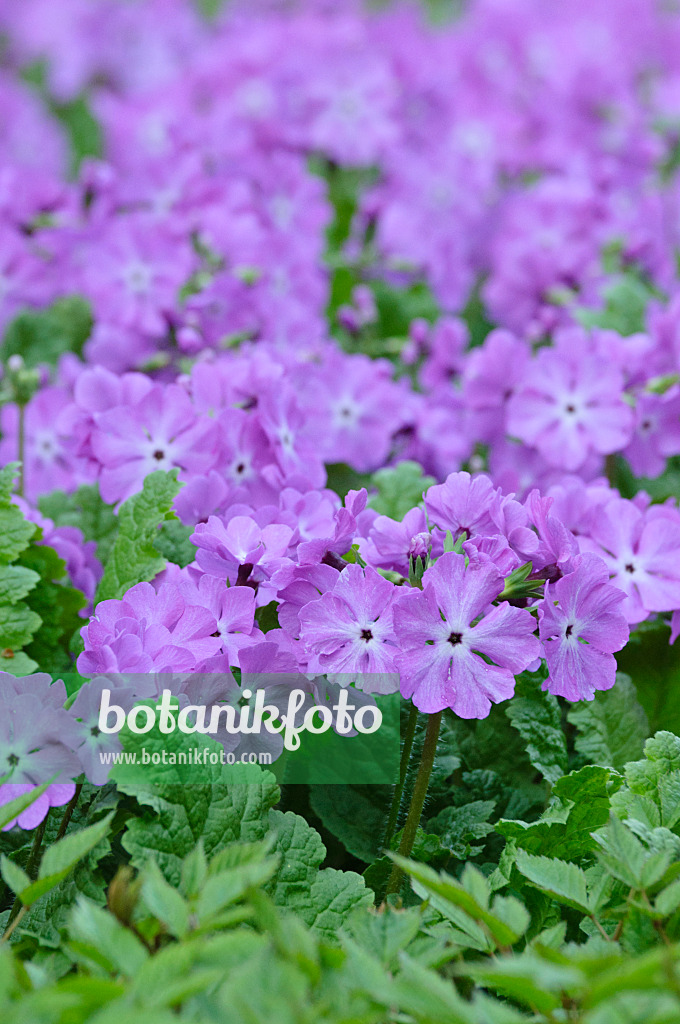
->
<box><xmin>2</xmin><ymin>0</ymin><xmax>680</xmax><ymax>1020</ymax></box>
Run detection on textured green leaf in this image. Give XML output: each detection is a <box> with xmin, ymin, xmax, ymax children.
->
<box><xmin>309</xmin><ymin>784</ymin><xmax>392</xmax><ymax>862</ymax></box>
<box><xmin>497</xmin><ymin>766</ymin><xmax>618</xmax><ymax>859</ymax></box>
<box><xmin>153</xmin><ymin>518</ymin><xmax>196</xmax><ymax>568</ymax></box>
<box><xmin>0</xmin><ymin>601</ymin><xmax>41</xmax><ymax>650</ymax></box>
<box><xmin>428</xmin><ymin>800</ymin><xmax>496</xmax><ymax>859</ymax></box>
<box><xmin>515</xmin><ymin>850</ymin><xmax>591</xmax><ymax>913</ymax></box>
<box><xmin>265</xmin><ymin>810</ymin><xmax>373</xmax><ymax>939</ymax></box>
<box><xmin>506</xmin><ymin>671</ymin><xmax>567</xmax><ymax>784</ymax></box>
<box><xmin>96</xmin><ymin>470</ymin><xmax>183</xmax><ymax>602</ymax></box>
<box><xmin>0</xmin><ymin>507</ymin><xmax>36</xmax><ymax>564</ymax></box>
<box><xmin>17</xmin><ymin>543</ymin><xmax>86</xmax><ymax>673</ymax></box>
<box><xmin>0</xmin><ymin>564</ymin><xmax>40</xmax><ymax>604</ymax></box>
<box><xmin>115</xmin><ymin>730</ymin><xmax>280</xmax><ymax>886</ymax></box>
<box><xmin>569</xmin><ymin>674</ymin><xmax>649</xmax><ymax>771</ymax></box>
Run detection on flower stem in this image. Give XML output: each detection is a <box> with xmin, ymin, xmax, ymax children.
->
<box><xmin>383</xmin><ymin>703</ymin><xmax>419</xmax><ymax>849</ymax></box>
<box><xmin>17</xmin><ymin>403</ymin><xmax>25</xmax><ymax>498</ymax></box>
<box><xmin>4</xmin><ymin>814</ymin><xmax>48</xmax><ymax>932</ymax></box>
<box><xmin>55</xmin><ymin>783</ymin><xmax>82</xmax><ymax>842</ymax></box>
<box><xmin>385</xmin><ymin>710</ymin><xmax>442</xmax><ymax>898</ymax></box>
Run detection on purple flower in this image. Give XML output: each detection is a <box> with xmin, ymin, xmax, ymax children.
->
<box><xmin>191</xmin><ymin>514</ymin><xmax>294</xmax><ymax>600</ymax></box>
<box><xmin>362</xmin><ymin>507</ymin><xmax>437</xmax><ymax>576</ymax></box>
<box><xmin>506</xmin><ymin>329</ymin><xmax>634</xmax><ymax>472</ymax></box>
<box><xmin>394</xmin><ymin>553</ymin><xmax>540</xmax><ymax>717</ymax></box>
<box><xmin>539</xmin><ymin>555</ymin><xmax>629</xmax><ymax>701</ymax></box>
<box><xmin>579</xmin><ymin>499</ymin><xmax>680</xmax><ymax>623</ymax></box>
<box><xmin>0</xmin><ymin>388</ymin><xmax>80</xmax><ymax>502</ymax></box>
<box><xmin>424</xmin><ymin>471</ymin><xmax>497</xmax><ymax>541</ymax></box>
<box><xmin>176</xmin><ymin>571</ymin><xmax>264</xmax><ymax>668</ymax></box>
<box><xmin>0</xmin><ymin>672</ymin><xmax>81</xmax><ymax>828</ymax></box>
<box><xmin>1</xmin><ymin>783</ymin><xmax>76</xmax><ymax>832</ymax></box>
<box><xmin>622</xmin><ymin>388</ymin><xmax>680</xmax><ymax>479</ymax></box>
<box><xmin>78</xmin><ymin>580</ymin><xmax>223</xmax><ymax>676</ymax></box>
<box><xmin>298</xmin><ymin>564</ymin><xmax>400</xmax><ymax>692</ymax></box>
<box><xmin>90</xmin><ymin>384</ymin><xmax>218</xmax><ymax>504</ymax></box>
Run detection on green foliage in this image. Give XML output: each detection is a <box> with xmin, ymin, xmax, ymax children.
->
<box><xmin>569</xmin><ymin>673</ymin><xmax>649</xmax><ymax>770</ymax></box>
<box><xmin>0</xmin><ymin>464</ymin><xmax>86</xmax><ymax>674</ymax></box>
<box><xmin>2</xmin><ymin>725</ymin><xmax>680</xmax><ymax>1021</ymax></box>
<box><xmin>96</xmin><ymin>470</ymin><xmax>183</xmax><ymax>602</ymax></box>
<box><xmin>39</xmin><ymin>484</ymin><xmax>118</xmax><ymax>564</ymax></box>
<box><xmin>505</xmin><ymin>670</ymin><xmax>568</xmax><ymax>784</ymax></box>
<box><xmin>368</xmin><ymin>460</ymin><xmax>435</xmax><ymax>520</ymax></box>
<box><xmin>1</xmin><ymin>296</ymin><xmax>93</xmax><ymax>368</ymax></box>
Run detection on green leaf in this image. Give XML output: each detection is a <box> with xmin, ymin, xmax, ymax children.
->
<box><xmin>617</xmin><ymin>621</ymin><xmax>680</xmax><ymax>735</ymax></box>
<box><xmin>393</xmin><ymin>857</ymin><xmax>529</xmax><ymax>949</ymax></box>
<box><xmin>0</xmin><ymin>506</ymin><xmax>36</xmax><ymax>564</ymax></box>
<box><xmin>458</xmin><ymin>951</ymin><xmax>582</xmax><ymax>1015</ymax></box>
<box><xmin>655</xmin><ymin>878</ymin><xmax>680</xmax><ymax>917</ymax></box>
<box><xmin>575</xmin><ymin>274</ymin><xmax>652</xmax><ymax>335</ymax></box>
<box><xmin>0</xmin><ymin>650</ymin><xmax>38</xmax><ymax>676</ymax></box>
<box><xmin>265</xmin><ymin>810</ymin><xmax>373</xmax><ymax>940</ymax></box>
<box><xmin>0</xmin><ymin>855</ymin><xmax>30</xmax><ymax>897</ymax></box>
<box><xmin>39</xmin><ymin>483</ymin><xmax>118</xmax><ymax>563</ymax></box>
<box><xmin>613</xmin><ymin>731</ymin><xmax>680</xmax><ymax>831</ymax></box>
<box><xmin>0</xmin><ymin>564</ymin><xmax>40</xmax><ymax>604</ymax></box>
<box><xmin>344</xmin><ymin>904</ymin><xmax>423</xmax><ymax>967</ymax></box>
<box><xmin>0</xmin><ymin>464</ymin><xmax>20</xmax><ymax>504</ymax></box>
<box><xmin>390</xmin><ymin>954</ymin><xmax>475</xmax><ymax>1024</ymax></box>
<box><xmin>428</xmin><ymin>800</ymin><xmax>496</xmax><ymax>859</ymax></box>
<box><xmin>96</xmin><ymin>470</ymin><xmax>183</xmax><ymax>602</ymax></box>
<box><xmin>515</xmin><ymin>850</ymin><xmax>592</xmax><ymax>913</ymax></box>
<box><xmin>369</xmin><ymin>461</ymin><xmax>435</xmax><ymax>519</ymax></box>
<box><xmin>141</xmin><ymin>860</ymin><xmax>190</xmax><ymax>938</ymax></box>
<box><xmin>497</xmin><ymin>766</ymin><xmax>618</xmax><ymax>859</ymax></box>
<box><xmin>17</xmin><ymin>813</ymin><xmax>113</xmax><ymax>906</ymax></box>
<box><xmin>196</xmin><ymin>856</ymin><xmax>278</xmax><ymax>925</ymax></box>
<box><xmin>568</xmin><ymin>673</ymin><xmax>649</xmax><ymax>771</ymax></box>
<box><xmin>115</xmin><ymin>729</ymin><xmax>280</xmax><ymax>886</ymax></box>
<box><xmin>593</xmin><ymin>814</ymin><xmax>650</xmax><ymax>889</ymax></box>
<box><xmin>68</xmin><ymin>897</ymin><xmax>148</xmax><ymax>977</ymax></box>
<box><xmin>17</xmin><ymin>543</ymin><xmax>86</xmax><ymax>673</ymax></box>
<box><xmin>506</xmin><ymin>670</ymin><xmax>568</xmax><ymax>784</ymax></box>
<box><xmin>1</xmin><ymin>296</ymin><xmax>93</xmax><ymax>368</ymax></box>
<box><xmin>309</xmin><ymin>784</ymin><xmax>392</xmax><ymax>862</ymax></box>
<box><xmin>0</xmin><ymin>601</ymin><xmax>41</xmax><ymax>650</ymax></box>
<box><xmin>153</xmin><ymin>518</ymin><xmax>196</xmax><ymax>568</ymax></box>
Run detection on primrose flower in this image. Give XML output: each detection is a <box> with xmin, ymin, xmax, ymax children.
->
<box><xmin>394</xmin><ymin>553</ymin><xmax>540</xmax><ymax>717</ymax></box>
<box><xmin>539</xmin><ymin>555</ymin><xmax>629</xmax><ymax>701</ymax></box>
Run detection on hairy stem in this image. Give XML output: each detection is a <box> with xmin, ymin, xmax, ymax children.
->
<box><xmin>55</xmin><ymin>783</ymin><xmax>82</xmax><ymax>842</ymax></box>
<box><xmin>385</xmin><ymin>710</ymin><xmax>442</xmax><ymax>898</ymax></box>
<box><xmin>383</xmin><ymin>703</ymin><xmax>419</xmax><ymax>850</ymax></box>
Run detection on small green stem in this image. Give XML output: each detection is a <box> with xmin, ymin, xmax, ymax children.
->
<box><xmin>385</xmin><ymin>711</ymin><xmax>442</xmax><ymax>898</ymax></box>
<box><xmin>17</xmin><ymin>403</ymin><xmax>26</xmax><ymax>498</ymax></box>
<box><xmin>5</xmin><ymin>813</ymin><xmax>47</xmax><ymax>930</ymax></box>
<box><xmin>383</xmin><ymin>703</ymin><xmax>419</xmax><ymax>849</ymax></box>
<box><xmin>1</xmin><ymin>905</ymin><xmax>27</xmax><ymax>944</ymax></box>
